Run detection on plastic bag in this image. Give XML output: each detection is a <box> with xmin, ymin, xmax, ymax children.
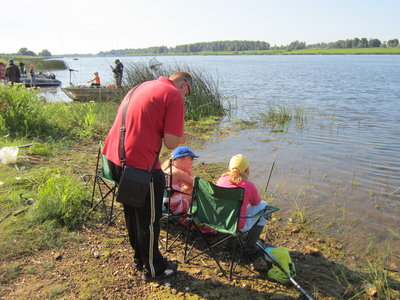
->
<box><xmin>264</xmin><ymin>246</ymin><xmax>296</xmax><ymax>284</ymax></box>
<box><xmin>0</xmin><ymin>147</ymin><xmax>19</xmax><ymax>164</ymax></box>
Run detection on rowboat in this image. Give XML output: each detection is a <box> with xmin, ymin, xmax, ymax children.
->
<box><xmin>61</xmin><ymin>86</ymin><xmax>126</xmax><ymax>101</ymax></box>
<box><xmin>20</xmin><ymin>73</ymin><xmax>62</xmax><ymax>87</ymax></box>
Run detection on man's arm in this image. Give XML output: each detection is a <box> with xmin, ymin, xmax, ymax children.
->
<box><xmin>164</xmin><ymin>133</ymin><xmax>187</xmax><ymax>150</ymax></box>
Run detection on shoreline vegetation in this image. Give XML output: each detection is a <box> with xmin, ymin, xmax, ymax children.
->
<box><xmin>66</xmin><ymin>47</ymin><xmax>400</xmax><ymax>58</ymax></box>
<box><xmin>1</xmin><ymin>62</ymin><xmax>399</xmax><ymax>299</ymax></box>
<box><xmin>0</xmin><ymin>56</ymin><xmax>67</xmax><ymax>71</ymax></box>
<box><xmin>2</xmin><ymin>38</ymin><xmax>400</xmax><ymax>67</ymax></box>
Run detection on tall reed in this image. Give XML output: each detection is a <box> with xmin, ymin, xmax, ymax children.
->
<box><xmin>124</xmin><ymin>61</ymin><xmax>227</xmax><ymax>120</ymax></box>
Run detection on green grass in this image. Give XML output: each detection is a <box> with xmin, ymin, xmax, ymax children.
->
<box><xmin>0</xmin><ymin>84</ymin><xmax>119</xmax><ymax>141</ymax></box>
<box><xmin>0</xmin><ymin>262</ymin><xmax>22</xmax><ymax>284</ymax></box>
<box><xmin>0</xmin><ymin>166</ymin><xmax>87</xmax><ymax>259</ymax></box>
<box><xmin>30</xmin><ymin>170</ymin><xmax>91</xmax><ymax>229</ymax></box>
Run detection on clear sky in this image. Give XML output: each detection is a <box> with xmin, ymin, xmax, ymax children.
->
<box><xmin>2</xmin><ymin>0</ymin><xmax>399</xmax><ymax>55</ymax></box>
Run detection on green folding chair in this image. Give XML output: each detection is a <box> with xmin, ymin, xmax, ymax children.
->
<box><xmin>90</xmin><ymin>142</ymin><xmax>123</xmax><ymax>224</ymax></box>
<box><xmin>184</xmin><ymin>176</ymin><xmax>279</xmax><ymax>280</ymax></box>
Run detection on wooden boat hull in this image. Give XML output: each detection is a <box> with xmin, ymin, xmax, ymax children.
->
<box><xmin>61</xmin><ymin>87</ymin><xmax>126</xmax><ymax>101</ymax></box>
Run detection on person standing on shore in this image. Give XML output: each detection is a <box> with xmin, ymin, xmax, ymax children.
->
<box><xmin>28</xmin><ymin>64</ymin><xmax>36</xmax><ymax>87</ymax></box>
<box><xmin>19</xmin><ymin>62</ymin><xmax>25</xmax><ymax>74</ymax></box>
<box><xmin>0</xmin><ymin>62</ymin><xmax>7</xmax><ymax>83</ymax></box>
<box><xmin>103</xmin><ymin>71</ymin><xmax>192</xmax><ymax>281</ymax></box>
<box><xmin>111</xmin><ymin>59</ymin><xmax>124</xmax><ymax>87</ymax></box>
<box><xmin>5</xmin><ymin>59</ymin><xmax>21</xmax><ymax>85</ymax></box>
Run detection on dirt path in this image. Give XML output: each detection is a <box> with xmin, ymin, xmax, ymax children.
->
<box><xmin>3</xmin><ymin>210</ymin><xmax>398</xmax><ymax>300</ymax></box>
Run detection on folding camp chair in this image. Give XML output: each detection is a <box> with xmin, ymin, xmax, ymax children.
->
<box><xmin>184</xmin><ymin>176</ymin><xmax>279</xmax><ymax>280</ymax></box>
<box><xmin>160</xmin><ymin>158</ymin><xmax>192</xmax><ymax>252</ymax></box>
<box><xmin>90</xmin><ymin>142</ymin><xmax>123</xmax><ymax>224</ymax></box>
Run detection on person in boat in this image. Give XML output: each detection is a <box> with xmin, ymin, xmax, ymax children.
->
<box><xmin>5</xmin><ymin>59</ymin><xmax>21</xmax><ymax>85</ymax></box>
<box><xmin>111</xmin><ymin>59</ymin><xmax>123</xmax><ymax>87</ymax></box>
<box><xmin>0</xmin><ymin>62</ymin><xmax>7</xmax><ymax>83</ymax></box>
<box><xmin>87</xmin><ymin>72</ymin><xmax>101</xmax><ymax>87</ymax></box>
<box><xmin>28</xmin><ymin>64</ymin><xmax>36</xmax><ymax>87</ymax></box>
<box><xmin>103</xmin><ymin>71</ymin><xmax>192</xmax><ymax>281</ymax></box>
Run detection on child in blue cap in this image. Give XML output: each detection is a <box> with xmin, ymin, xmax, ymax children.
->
<box><xmin>162</xmin><ymin>146</ymin><xmax>199</xmax><ymax>214</ymax></box>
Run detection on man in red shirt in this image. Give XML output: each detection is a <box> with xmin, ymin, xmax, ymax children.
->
<box><xmin>103</xmin><ymin>72</ymin><xmax>192</xmax><ymax>280</ymax></box>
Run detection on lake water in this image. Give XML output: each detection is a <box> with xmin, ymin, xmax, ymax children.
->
<box><xmin>45</xmin><ymin>55</ymin><xmax>400</xmax><ymax>258</ymax></box>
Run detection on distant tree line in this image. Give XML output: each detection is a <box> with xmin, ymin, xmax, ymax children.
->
<box><xmin>6</xmin><ymin>38</ymin><xmax>399</xmax><ymax>57</ymax></box>
<box><xmin>273</xmin><ymin>38</ymin><xmax>399</xmax><ymax>50</ymax></box>
<box><xmin>98</xmin><ymin>40</ymin><xmax>270</xmax><ymax>56</ymax></box>
<box><xmin>97</xmin><ymin>38</ymin><xmax>398</xmax><ymax>56</ymax></box>
<box><xmin>14</xmin><ymin>47</ymin><xmax>52</xmax><ymax>57</ymax></box>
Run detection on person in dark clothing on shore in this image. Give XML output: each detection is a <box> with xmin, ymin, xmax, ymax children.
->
<box><xmin>5</xmin><ymin>59</ymin><xmax>21</xmax><ymax>85</ymax></box>
<box><xmin>19</xmin><ymin>62</ymin><xmax>26</xmax><ymax>74</ymax></box>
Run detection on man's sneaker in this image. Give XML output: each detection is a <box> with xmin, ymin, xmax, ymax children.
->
<box><xmin>142</xmin><ymin>261</ymin><xmax>178</xmax><ymax>281</ymax></box>
<box><xmin>133</xmin><ymin>258</ymin><xmax>143</xmax><ymax>271</ymax></box>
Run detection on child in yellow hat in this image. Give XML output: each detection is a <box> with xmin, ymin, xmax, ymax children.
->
<box><xmin>216</xmin><ymin>154</ymin><xmax>269</xmax><ymax>254</ymax></box>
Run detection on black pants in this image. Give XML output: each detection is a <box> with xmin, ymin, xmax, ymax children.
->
<box><xmin>108</xmin><ymin>160</ymin><xmax>167</xmax><ymax>276</ymax></box>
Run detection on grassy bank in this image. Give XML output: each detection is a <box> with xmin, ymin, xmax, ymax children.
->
<box><xmin>0</xmin><ymin>55</ymin><xmax>66</xmax><ymax>71</ymax></box>
<box><xmin>201</xmin><ymin>47</ymin><xmax>400</xmax><ymax>55</ymax></box>
<box><xmin>280</xmin><ymin>47</ymin><xmax>400</xmax><ymax>55</ymax></box>
<box><xmin>0</xmin><ymin>84</ymin><xmax>118</xmax><ymax>141</ymax></box>
<box><xmin>94</xmin><ymin>47</ymin><xmax>400</xmax><ymax>56</ymax></box>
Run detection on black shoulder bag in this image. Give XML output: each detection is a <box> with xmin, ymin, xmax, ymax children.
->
<box><xmin>116</xmin><ymin>86</ymin><xmax>160</xmax><ymax>208</ymax></box>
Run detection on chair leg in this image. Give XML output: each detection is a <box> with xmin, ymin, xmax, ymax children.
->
<box><xmin>229</xmin><ymin>238</ymin><xmax>237</xmax><ymax>281</ymax></box>
<box><xmin>185</xmin><ymin>222</ymin><xmax>228</xmax><ymax>277</ymax></box>
<box><xmin>109</xmin><ymin>188</ymin><xmax>116</xmax><ymax>224</ymax></box>
<box><xmin>90</xmin><ymin>175</ymin><xmax>97</xmax><ymax>208</ymax></box>
<box><xmin>91</xmin><ymin>147</ymin><xmax>102</xmax><ymax>207</ymax></box>
<box><xmin>110</xmin><ymin>207</ymin><xmax>123</xmax><ymax>224</ymax></box>
<box><xmin>165</xmin><ymin>213</ymin><xmax>171</xmax><ymax>250</ymax></box>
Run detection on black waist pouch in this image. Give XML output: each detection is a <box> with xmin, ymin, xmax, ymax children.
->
<box><xmin>116</xmin><ymin>166</ymin><xmax>153</xmax><ymax>208</ymax></box>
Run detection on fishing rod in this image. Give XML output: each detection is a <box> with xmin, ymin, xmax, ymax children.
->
<box><xmin>86</xmin><ymin>36</ymin><xmax>114</xmax><ymax>68</ymax></box>
<box><xmin>59</xmin><ymin>36</ymin><xmax>80</xmax><ymax>85</ymax></box>
<box><xmin>264</xmin><ymin>128</ymin><xmax>286</xmax><ymax>193</ymax></box>
<box><xmin>55</xmin><ymin>146</ymin><xmax>96</xmax><ymax>152</ymax></box>
<box><xmin>256</xmin><ymin>241</ymin><xmax>315</xmax><ymax>300</ymax></box>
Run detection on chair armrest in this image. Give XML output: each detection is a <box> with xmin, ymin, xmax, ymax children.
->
<box><xmin>240</xmin><ymin>205</ymin><xmax>280</xmax><ymax>219</ymax></box>
<box><xmin>165</xmin><ymin>187</ymin><xmax>192</xmax><ymax>197</ymax></box>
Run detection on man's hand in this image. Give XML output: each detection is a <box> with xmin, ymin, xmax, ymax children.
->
<box><xmin>164</xmin><ymin>132</ymin><xmax>188</xmax><ymax>149</ymax></box>
<box><xmin>179</xmin><ymin>133</ymin><xmax>188</xmax><ymax>144</ymax></box>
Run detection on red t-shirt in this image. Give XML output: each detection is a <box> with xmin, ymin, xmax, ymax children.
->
<box><xmin>102</xmin><ymin>76</ymin><xmax>184</xmax><ymax>170</ymax></box>
<box><xmin>216</xmin><ymin>175</ymin><xmax>261</xmax><ymax>229</ymax></box>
